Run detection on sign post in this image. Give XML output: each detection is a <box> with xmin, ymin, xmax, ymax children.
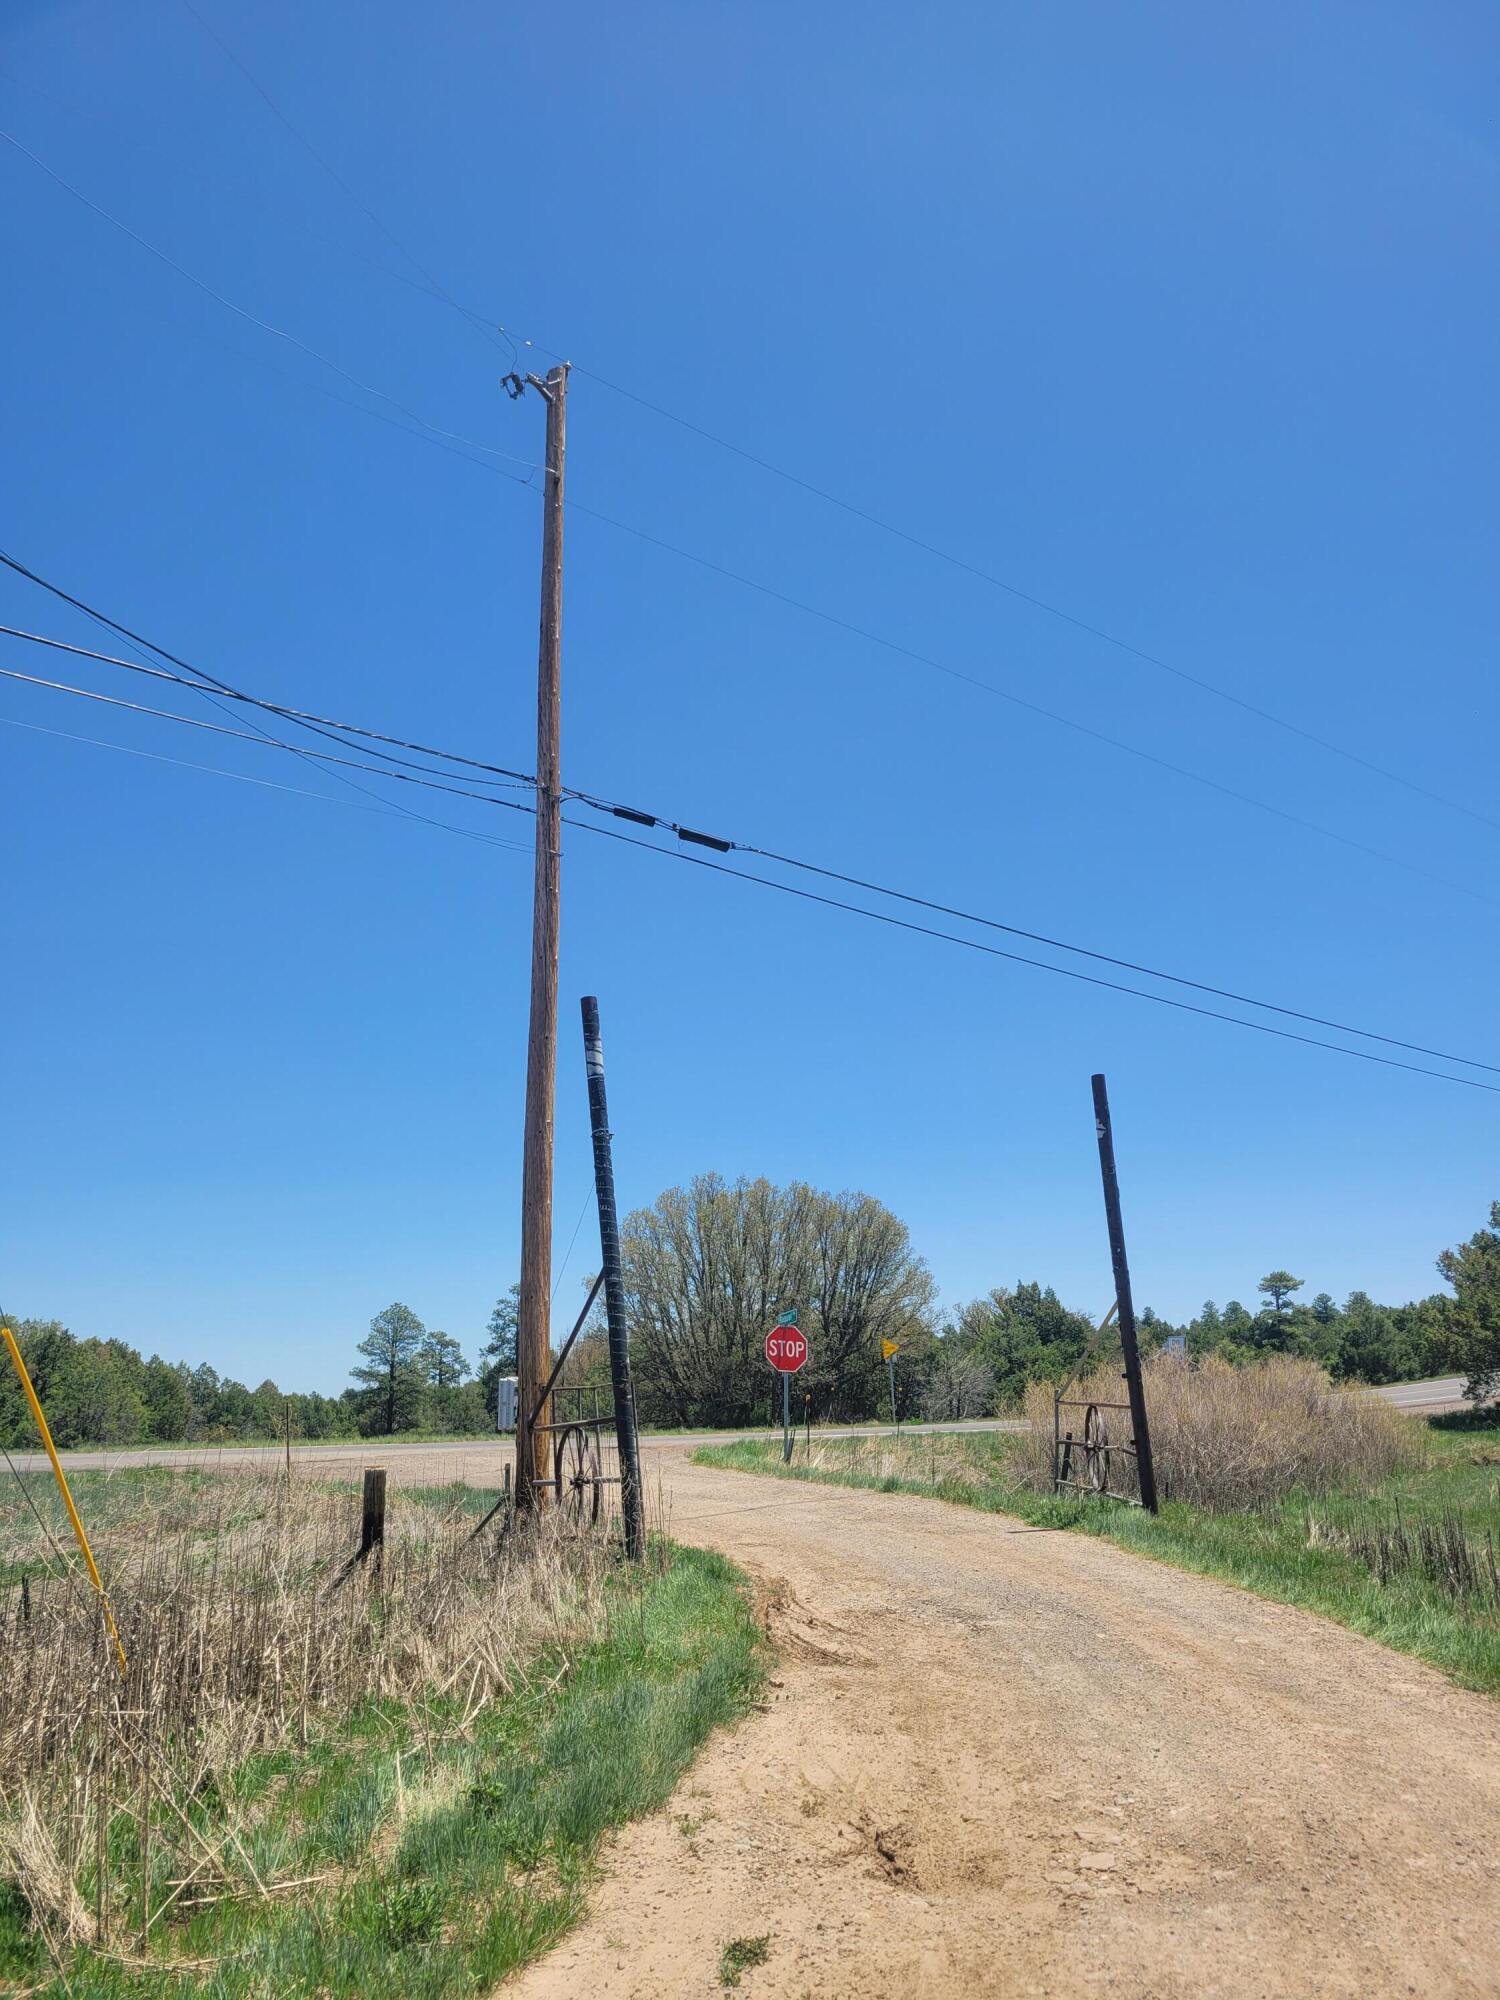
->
<box><xmin>882</xmin><ymin>1339</ymin><xmax>901</xmax><ymax>1431</ymax></box>
<box><xmin>765</xmin><ymin>1311</ymin><xmax>808</xmax><ymax>1463</ymax></box>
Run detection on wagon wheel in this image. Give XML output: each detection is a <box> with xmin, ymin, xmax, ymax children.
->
<box><xmin>554</xmin><ymin>1424</ymin><xmax>602</xmax><ymax>1528</ymax></box>
<box><xmin>1082</xmin><ymin>1404</ymin><xmax>1111</xmax><ymax>1494</ymax></box>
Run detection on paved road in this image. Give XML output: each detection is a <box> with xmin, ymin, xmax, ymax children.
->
<box><xmin>3</xmin><ymin>1376</ymin><xmax>1472</xmax><ymax>1478</ymax></box>
<box><xmin>1</xmin><ymin>1416</ymin><xmax>1024</xmax><ymax>1477</ymax></box>
<box><xmin>1370</xmin><ymin>1373</ymin><xmax>1470</xmax><ymax>1412</ymax></box>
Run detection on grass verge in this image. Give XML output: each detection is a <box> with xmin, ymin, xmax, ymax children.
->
<box><xmin>0</xmin><ymin>1504</ymin><xmax>768</xmax><ymax>1984</ymax></box>
<box><xmin>694</xmin><ymin>1421</ymin><xmax>1500</xmax><ymax>1697</ymax></box>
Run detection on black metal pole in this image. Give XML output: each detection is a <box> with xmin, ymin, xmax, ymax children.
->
<box><xmin>581</xmin><ymin>996</ymin><xmax>646</xmax><ymax>1561</ymax></box>
<box><xmin>1090</xmin><ymin>1074</ymin><xmax>1159</xmax><ymax>1514</ymax></box>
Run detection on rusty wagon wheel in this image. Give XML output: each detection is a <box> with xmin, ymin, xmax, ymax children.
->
<box><xmin>1082</xmin><ymin>1403</ymin><xmax>1111</xmax><ymax>1494</ymax></box>
<box><xmin>554</xmin><ymin>1424</ymin><xmax>603</xmax><ymax>1529</ymax></box>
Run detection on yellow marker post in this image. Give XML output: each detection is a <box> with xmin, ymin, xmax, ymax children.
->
<box><xmin>2</xmin><ymin>1324</ymin><xmax>127</xmax><ymax>1677</ymax></box>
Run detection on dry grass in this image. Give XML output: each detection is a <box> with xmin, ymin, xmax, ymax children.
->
<box><xmin>0</xmin><ymin>1466</ymin><xmax>621</xmax><ymax>1961</ymax></box>
<box><xmin>1018</xmin><ymin>1353</ymin><xmax>1424</xmax><ymax>1511</ymax></box>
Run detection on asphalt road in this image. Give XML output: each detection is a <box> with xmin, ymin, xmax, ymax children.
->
<box><xmin>2</xmin><ymin>1375</ymin><xmax>1471</xmax><ymax>1477</ymax></box>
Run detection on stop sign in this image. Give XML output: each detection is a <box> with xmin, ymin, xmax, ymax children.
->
<box><xmin>765</xmin><ymin>1322</ymin><xmax>808</xmax><ymax>1373</ymax></box>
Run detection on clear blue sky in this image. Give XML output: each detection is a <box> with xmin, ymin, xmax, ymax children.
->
<box><xmin>3</xmin><ymin>0</ymin><xmax>1496</xmax><ymax>1391</ymax></box>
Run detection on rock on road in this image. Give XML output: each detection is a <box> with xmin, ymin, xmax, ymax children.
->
<box><xmin>511</xmin><ymin>1439</ymin><xmax>1500</xmax><ymax>2000</ymax></box>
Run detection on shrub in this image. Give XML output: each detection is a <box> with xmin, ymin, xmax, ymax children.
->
<box><xmin>1019</xmin><ymin>1352</ymin><xmax>1422</xmax><ymax>1511</ymax></box>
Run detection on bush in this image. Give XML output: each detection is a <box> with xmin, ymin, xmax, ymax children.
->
<box><xmin>1019</xmin><ymin>1352</ymin><xmax>1422</xmax><ymax>1512</ymax></box>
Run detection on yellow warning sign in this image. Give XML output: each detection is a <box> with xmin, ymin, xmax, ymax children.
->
<box><xmin>881</xmin><ymin>1340</ymin><xmax>900</xmax><ymax>1361</ymax></box>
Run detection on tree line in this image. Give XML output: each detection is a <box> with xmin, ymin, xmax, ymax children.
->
<box><xmin>614</xmin><ymin>1176</ymin><xmax>1500</xmax><ymax>1426</ymax></box>
<box><xmin>4</xmin><ymin>1186</ymin><xmax>1495</xmax><ymax>1447</ymax></box>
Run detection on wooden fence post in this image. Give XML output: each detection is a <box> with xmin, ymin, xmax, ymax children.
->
<box><xmin>360</xmin><ymin>1469</ymin><xmax>387</xmax><ymax>1557</ymax></box>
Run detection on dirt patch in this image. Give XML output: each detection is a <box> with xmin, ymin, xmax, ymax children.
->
<box><xmin>506</xmin><ymin>1444</ymin><xmax>1500</xmax><ymax>2000</ymax></box>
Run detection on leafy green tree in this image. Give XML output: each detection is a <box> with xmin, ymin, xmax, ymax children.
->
<box><xmin>1220</xmin><ymin>1299</ymin><xmax>1253</xmax><ymax>1341</ymax></box>
<box><xmin>249</xmin><ymin>1379</ymin><xmax>285</xmax><ymax>1439</ymax></box>
<box><xmin>1436</xmin><ymin>1202</ymin><xmax>1500</xmax><ymax>1405</ymax></box>
<box><xmin>1336</xmin><ymin>1292</ymin><xmax>1415</xmax><ymax>1385</ymax></box>
<box><xmin>47</xmin><ymin>1340</ymin><xmax>147</xmax><ymax>1447</ymax></box>
<box><xmin>0</xmin><ymin>1318</ymin><xmax>76</xmax><ymax>1447</ymax></box>
<box><xmin>352</xmin><ymin>1303</ymin><xmax>427</xmax><ymax>1435</ymax></box>
<box><xmin>1187</xmin><ymin>1301</ymin><xmax>1227</xmax><ymax>1356</ymax></box>
<box><xmin>142</xmin><ymin>1356</ymin><xmax>191</xmax><ymax>1441</ymax></box>
<box><xmin>420</xmin><ymin>1330</ymin><xmax>468</xmax><ymax>1390</ymax></box>
<box><xmin>622</xmin><ymin>1176</ymin><xmax>935</xmax><ymax>1426</ymax></box>
<box><xmin>956</xmin><ymin>1282</ymin><xmax>1095</xmax><ymax>1408</ymax></box>
<box><xmin>479</xmin><ymin>1286</ymin><xmax>520</xmax><ymax>1419</ymax></box>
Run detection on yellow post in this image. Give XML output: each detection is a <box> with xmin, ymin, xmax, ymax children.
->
<box><xmin>2</xmin><ymin>1324</ymin><xmax>127</xmax><ymax>1677</ymax></box>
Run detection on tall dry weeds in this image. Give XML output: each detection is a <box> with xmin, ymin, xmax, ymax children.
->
<box><xmin>0</xmin><ymin>1465</ymin><xmax>637</xmax><ymax>1956</ymax></box>
<box><xmin>1018</xmin><ymin>1353</ymin><xmax>1422</xmax><ymax>1511</ymax></box>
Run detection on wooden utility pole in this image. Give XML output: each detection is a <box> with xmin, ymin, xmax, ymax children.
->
<box><xmin>515</xmin><ymin>364</ymin><xmax>569</xmax><ymax>1511</ymax></box>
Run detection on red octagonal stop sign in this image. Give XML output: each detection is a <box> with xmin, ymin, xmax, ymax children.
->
<box><xmin>764</xmin><ymin>1322</ymin><xmax>808</xmax><ymax>1373</ymax></box>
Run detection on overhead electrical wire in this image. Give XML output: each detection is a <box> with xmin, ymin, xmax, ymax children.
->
<box><xmin>0</xmin><ymin>128</ymin><xmax>540</xmax><ymax>476</ymax></box>
<box><xmin>574</xmin><ymin>816</ymin><xmax>1500</xmax><ymax>1098</ymax></box>
<box><xmin>15</xmin><ymin>24</ymin><xmax>1485</xmax><ymax>868</ymax></box>
<box><xmin>0</xmin><ymin>550</ymin><xmax>540</xmax><ymax>848</ymax></box>
<box><xmin>0</xmin><ymin>661</ymin><xmax>535</xmax><ymax>815</ymax></box>
<box><xmin>4</xmin><ymin>612</ymin><xmax>1497</xmax><ymax>1094</ymax></box>
<box><xmin>7</xmin><ymin>118</ymin><xmax>1487</xmax><ymax>908</ymax></box>
<box><xmin>0</xmin><ymin>712</ymin><xmax>529</xmax><ymax>837</ymax></box>
<box><xmin>557</xmin><ymin>495</ymin><xmax>1498</xmax><ymax>916</ymax></box>
<box><xmin>534</xmin><ymin>350</ymin><xmax>1500</xmax><ymax>841</ymax></box>
<box><xmin>176</xmin><ymin>0</ymin><xmax>513</xmax><ymax>364</ymax></box>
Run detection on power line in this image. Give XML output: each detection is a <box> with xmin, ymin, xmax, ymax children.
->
<box><xmin>9</xmin><ymin>115</ymin><xmax>1481</xmax><ymax>903</ymax></box>
<box><xmin>563</xmin><ymin>791</ymin><xmax>1500</xmax><ymax>1077</ymax></box>
<box><xmin>560</xmin><ymin>495</ymin><xmax>1498</xmax><ymax>917</ymax></box>
<box><xmin>13</xmin><ymin>603</ymin><xmax>1500</xmax><ymax>1071</ymax></box>
<box><xmin>0</xmin><ymin>128</ymin><xmax>538</xmax><ymax>475</ymax></box>
<box><xmin>176</xmin><ymin>0</ymin><xmax>512</xmax><ymax>362</ymax></box>
<box><xmin>0</xmin><ymin>551</ymin><xmax>543</xmax><ymax>847</ymax></box>
<box><xmin>10</xmin><ymin>53</ymin><xmax>1482</xmax><ymax>873</ymax></box>
<box><xmin>8</xmin><ymin>638</ymin><xmax>1498</xmax><ymax>1095</ymax></box>
<box><xmin>0</xmin><ymin>662</ymin><xmax>535</xmax><ymax>827</ymax></box>
<box><xmin>4</xmin><ymin>562</ymin><xmax>1494</xmax><ymax>1076</ymax></box>
<box><xmin>575</xmin><ymin>817</ymin><xmax>1500</xmax><ymax>1098</ymax></box>
<box><xmin>513</xmin><ymin>345</ymin><xmax>1500</xmax><ymax>841</ymax></box>
<box><xmin>0</xmin><ymin>713</ymin><xmax>530</xmax><ymax>844</ymax></box>
<box><xmin>0</xmin><ymin>614</ymin><xmax>532</xmax><ymax>790</ymax></box>
<box><xmin>0</xmin><ymin>555</ymin><xmax>533</xmax><ymax>782</ymax></box>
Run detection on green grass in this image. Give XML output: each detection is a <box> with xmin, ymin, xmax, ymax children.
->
<box><xmin>718</xmin><ymin>1933</ymin><xmax>772</xmax><ymax>1987</ymax></box>
<box><xmin>0</xmin><ymin>1543</ymin><xmax>765</xmax><ymax>1997</ymax></box>
<box><xmin>695</xmin><ymin>1421</ymin><xmax>1500</xmax><ymax>1697</ymax></box>
<box><xmin>0</xmin><ymin>1465</ymin><xmax>275</xmax><ymax>1585</ymax></box>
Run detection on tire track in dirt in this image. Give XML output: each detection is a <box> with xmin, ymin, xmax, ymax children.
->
<box><xmin>506</xmin><ymin>1446</ymin><xmax>1500</xmax><ymax>2000</ymax></box>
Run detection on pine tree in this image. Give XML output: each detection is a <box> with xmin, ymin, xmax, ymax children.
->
<box><xmin>352</xmin><ymin>1303</ymin><xmax>427</xmax><ymax>1434</ymax></box>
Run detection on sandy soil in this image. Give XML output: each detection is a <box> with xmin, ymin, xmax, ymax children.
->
<box><xmin>504</xmin><ymin>1441</ymin><xmax>1500</xmax><ymax>2000</ymax></box>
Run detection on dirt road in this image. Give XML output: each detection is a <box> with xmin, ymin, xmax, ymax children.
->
<box><xmin>511</xmin><ymin>1442</ymin><xmax>1500</xmax><ymax>2000</ymax></box>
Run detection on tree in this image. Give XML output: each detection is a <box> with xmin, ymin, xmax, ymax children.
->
<box><xmin>47</xmin><ymin>1340</ymin><xmax>147</xmax><ymax>1448</ymax></box>
<box><xmin>420</xmin><ymin>1330</ymin><xmax>468</xmax><ymax>1390</ymax></box>
<box><xmin>1436</xmin><ymin>1201</ymin><xmax>1500</xmax><ymax>1405</ymax></box>
<box><xmin>1336</xmin><ymin>1292</ymin><xmax>1414</xmax><ymax>1385</ymax></box>
<box><xmin>620</xmin><ymin>1175</ymin><xmax>935</xmax><ymax>1426</ymax></box>
<box><xmin>479</xmin><ymin>1285</ymin><xmax>520</xmax><ymax>1419</ymax></box>
<box><xmin>954</xmin><ymin>1283</ymin><xmax>1095</xmax><ymax>1408</ymax></box>
<box><xmin>921</xmin><ymin>1337</ymin><xmax>995</xmax><ymax>1422</ymax></box>
<box><xmin>1258</xmin><ymin>1271</ymin><xmax>1304</xmax><ymax>1316</ymax></box>
<box><xmin>352</xmin><ymin>1302</ymin><xmax>427</xmax><ymax>1434</ymax></box>
<box><xmin>0</xmin><ymin>1318</ymin><xmax>76</xmax><ymax>1447</ymax></box>
<box><xmin>142</xmin><ymin>1356</ymin><xmax>191</xmax><ymax>1442</ymax></box>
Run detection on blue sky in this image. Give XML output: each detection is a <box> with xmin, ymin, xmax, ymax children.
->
<box><xmin>3</xmin><ymin>0</ymin><xmax>1496</xmax><ymax>1391</ymax></box>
